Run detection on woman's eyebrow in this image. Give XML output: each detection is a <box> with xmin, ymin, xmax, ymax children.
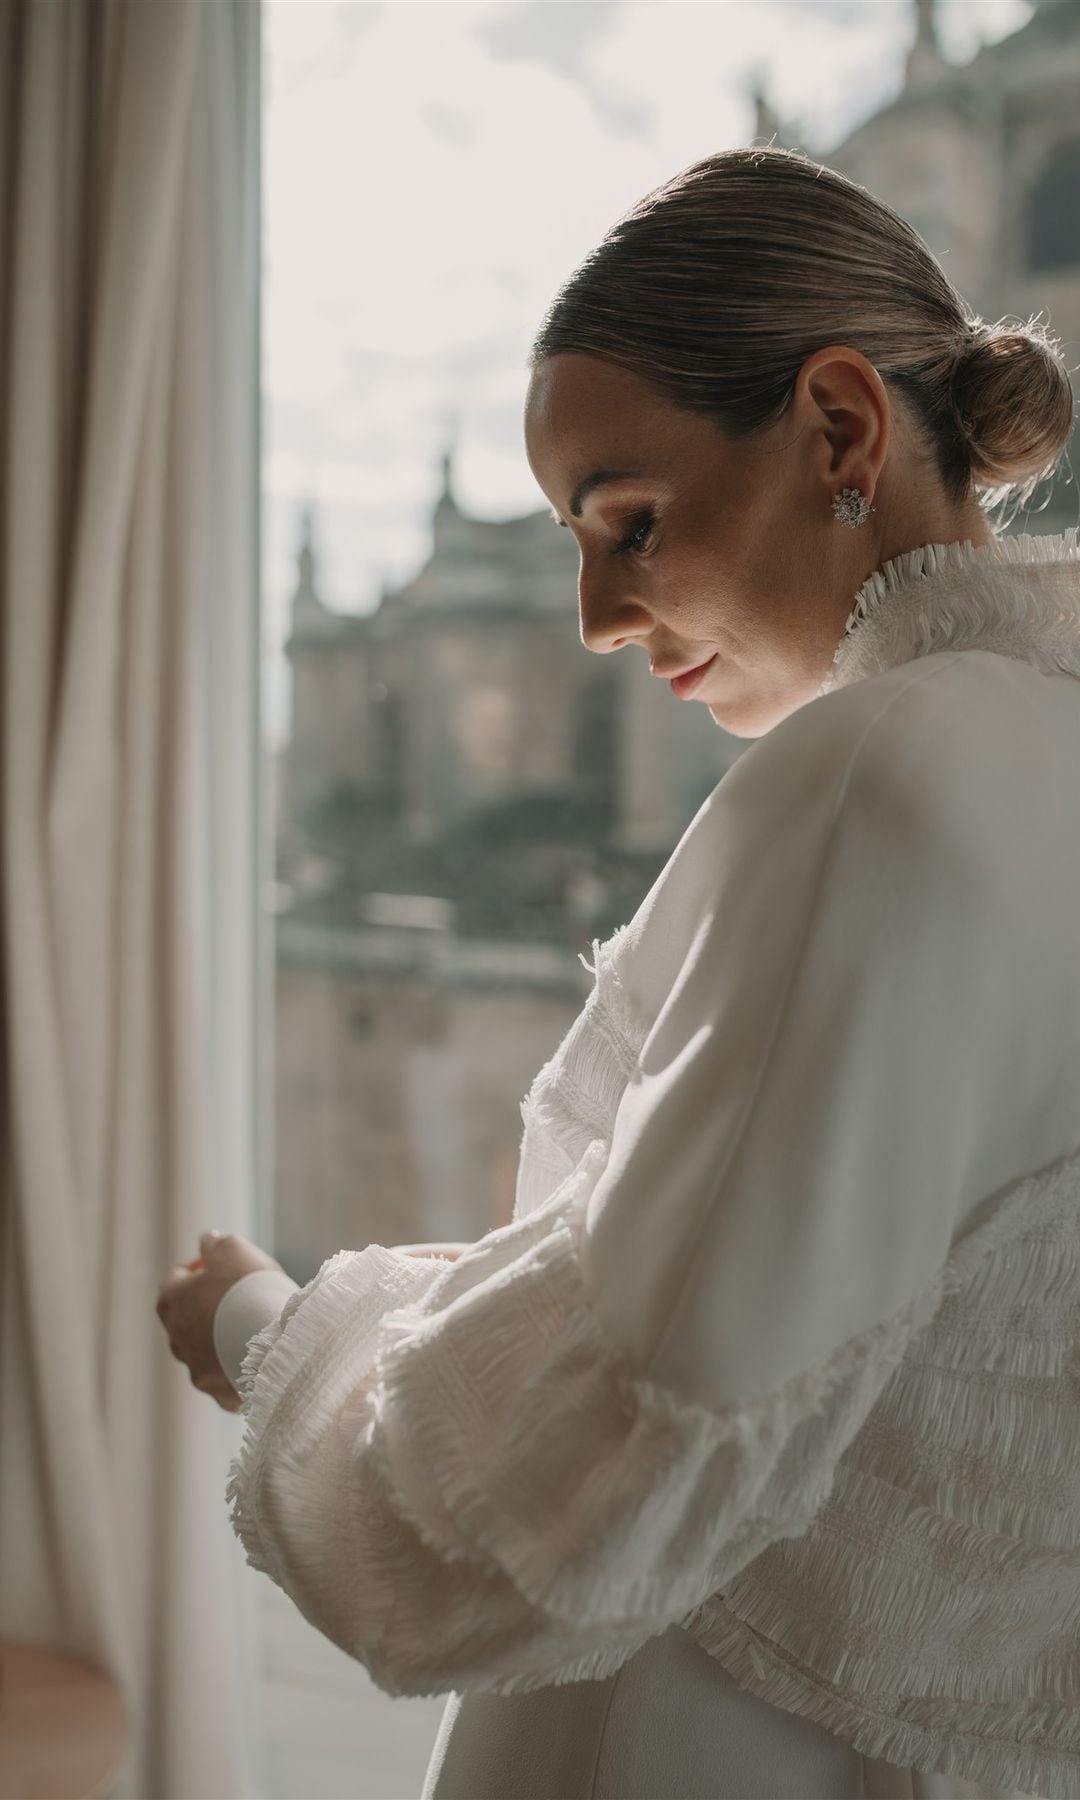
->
<box><xmin>549</xmin><ymin>468</ymin><xmax>644</xmax><ymax>526</ymax></box>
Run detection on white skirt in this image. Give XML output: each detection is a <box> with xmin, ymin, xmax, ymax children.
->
<box><xmin>421</xmin><ymin>1624</ymin><xmax>1041</xmax><ymax>1800</ymax></box>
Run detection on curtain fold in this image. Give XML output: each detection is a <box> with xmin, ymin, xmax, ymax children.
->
<box><xmin>0</xmin><ymin>3</ymin><xmax>262</xmax><ymax>1794</ymax></box>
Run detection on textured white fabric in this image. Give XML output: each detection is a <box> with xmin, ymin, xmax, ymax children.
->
<box><xmin>224</xmin><ymin>529</ymin><xmax>1080</xmax><ymax>1800</ymax></box>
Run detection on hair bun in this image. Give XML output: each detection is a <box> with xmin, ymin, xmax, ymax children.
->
<box><xmin>950</xmin><ymin>318</ymin><xmax>1075</xmax><ymax>491</ymax></box>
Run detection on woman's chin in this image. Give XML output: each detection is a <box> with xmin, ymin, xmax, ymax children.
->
<box><xmin>707</xmin><ymin>696</ymin><xmax>759</xmax><ymax>739</ymax></box>
<box><xmin>706</xmin><ymin>693</ymin><xmax>797</xmax><ymax>740</ymax></box>
<box><xmin>705</xmin><ymin>676</ymin><xmax>813</xmax><ymax>741</ymax></box>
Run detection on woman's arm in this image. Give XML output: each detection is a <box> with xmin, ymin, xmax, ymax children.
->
<box><xmin>211</xmin><ymin>1242</ymin><xmax>471</xmax><ymax>1394</ymax></box>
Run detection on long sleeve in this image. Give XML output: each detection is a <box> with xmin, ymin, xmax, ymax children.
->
<box><xmin>213</xmin><ymin>1269</ymin><xmax>301</xmax><ymax>1392</ymax></box>
<box><xmin>224</xmin><ymin>652</ymin><xmax>1063</xmax><ymax>1702</ymax></box>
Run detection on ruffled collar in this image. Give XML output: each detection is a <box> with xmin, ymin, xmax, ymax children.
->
<box><xmin>816</xmin><ymin>524</ymin><xmax>1080</xmax><ymax>698</ymax></box>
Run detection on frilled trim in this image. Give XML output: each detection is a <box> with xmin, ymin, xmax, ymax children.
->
<box><xmin>217</xmin><ymin>1138</ymin><xmax>698</xmax><ymax>1697</ymax></box>
<box><xmin>224</xmin><ymin>1161</ymin><xmax>685</xmax><ymax>1701</ymax></box>
<box><xmin>818</xmin><ymin>526</ymin><xmax>1080</xmax><ymax>699</ymax></box>
<box><xmin>678</xmin><ymin>1135</ymin><xmax>1080</xmax><ymax>1800</ymax></box>
<box><xmin>514</xmin><ymin>919</ymin><xmax>645</xmax><ymax>1221</ymax></box>
<box><xmin>682</xmin><ymin>1606</ymin><xmax>1064</xmax><ymax>1800</ymax></box>
<box><xmin>363</xmin><ymin>1163</ymin><xmax>953</xmax><ymax>1641</ymax></box>
<box><xmin>224</xmin><ymin>1245</ymin><xmax>446</xmax><ymax>1583</ymax></box>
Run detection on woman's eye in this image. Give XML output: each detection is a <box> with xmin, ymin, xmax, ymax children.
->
<box><xmin>611</xmin><ymin>511</ymin><xmax>655</xmax><ymax>556</ymax></box>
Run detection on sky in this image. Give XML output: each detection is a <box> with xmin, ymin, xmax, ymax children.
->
<box><xmin>262</xmin><ymin>0</ymin><xmax>1033</xmax><ymax>748</ymax></box>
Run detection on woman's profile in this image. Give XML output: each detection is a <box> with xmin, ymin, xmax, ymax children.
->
<box><xmin>157</xmin><ymin>146</ymin><xmax>1080</xmax><ymax>1800</ymax></box>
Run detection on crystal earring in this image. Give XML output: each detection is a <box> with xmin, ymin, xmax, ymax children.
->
<box><xmin>832</xmin><ymin>487</ymin><xmax>875</xmax><ymax>527</ymax></box>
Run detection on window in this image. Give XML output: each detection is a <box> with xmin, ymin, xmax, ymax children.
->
<box><xmin>255</xmin><ymin>2</ymin><xmax>1038</xmax><ymax>1792</ymax></box>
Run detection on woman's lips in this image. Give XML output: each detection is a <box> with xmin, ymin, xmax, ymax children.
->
<box><xmin>669</xmin><ymin>654</ymin><xmax>718</xmax><ymax>698</ymax></box>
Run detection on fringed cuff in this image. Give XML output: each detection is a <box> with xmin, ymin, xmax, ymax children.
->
<box><xmin>224</xmin><ymin>1245</ymin><xmax>449</xmax><ymax>1586</ymax></box>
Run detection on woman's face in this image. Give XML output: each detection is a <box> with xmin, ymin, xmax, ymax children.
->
<box><xmin>524</xmin><ymin>349</ymin><xmax>927</xmax><ymax>738</ymax></box>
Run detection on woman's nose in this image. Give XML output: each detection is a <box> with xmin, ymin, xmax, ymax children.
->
<box><xmin>578</xmin><ymin>567</ymin><xmax>652</xmax><ymax>655</ymax></box>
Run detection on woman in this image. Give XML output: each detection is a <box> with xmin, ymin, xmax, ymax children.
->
<box><xmin>156</xmin><ymin>147</ymin><xmax>1080</xmax><ymax>1799</ymax></box>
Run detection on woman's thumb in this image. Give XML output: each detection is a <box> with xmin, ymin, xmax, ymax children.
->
<box><xmin>199</xmin><ymin>1228</ymin><xmax>223</xmax><ymax>1256</ymax></box>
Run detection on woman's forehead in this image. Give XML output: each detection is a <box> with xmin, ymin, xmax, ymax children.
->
<box><xmin>526</xmin><ymin>353</ymin><xmax>656</xmax><ymax>424</ymax></box>
<box><xmin>525</xmin><ymin>358</ymin><xmax>680</xmax><ymax>483</ymax></box>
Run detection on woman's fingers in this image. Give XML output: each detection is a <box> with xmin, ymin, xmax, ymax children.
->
<box><xmin>192</xmin><ymin>1366</ymin><xmax>243</xmax><ymax>1411</ymax></box>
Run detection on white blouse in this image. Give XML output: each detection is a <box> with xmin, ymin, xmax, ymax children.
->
<box><xmin>219</xmin><ymin>528</ymin><xmax>1080</xmax><ymax>1800</ymax></box>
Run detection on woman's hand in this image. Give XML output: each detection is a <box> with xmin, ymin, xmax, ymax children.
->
<box><xmin>156</xmin><ymin>1231</ymin><xmax>286</xmax><ymax>1413</ymax></box>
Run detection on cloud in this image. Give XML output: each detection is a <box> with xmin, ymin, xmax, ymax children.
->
<box><xmin>418</xmin><ymin>98</ymin><xmax>477</xmax><ymax>151</ymax></box>
<box><xmin>474</xmin><ymin>0</ymin><xmax>654</xmax><ymax>138</ymax></box>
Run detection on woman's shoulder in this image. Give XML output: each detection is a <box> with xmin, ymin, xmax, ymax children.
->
<box><xmin>633</xmin><ymin>645</ymin><xmax>1079</xmax><ymax>974</ymax></box>
<box><xmin>719</xmin><ymin>645</ymin><xmax>1078</xmax><ymax>842</ymax></box>
<box><xmin>748</xmin><ymin>643</ymin><xmax>1049</xmax><ymax>760</ymax></box>
<box><xmin>621</xmin><ymin>645</ymin><xmax>1080</xmax><ymax>973</ymax></box>
<box><xmin>682</xmin><ymin>651</ymin><xmax>971</xmax><ymax>871</ymax></box>
<box><xmin>612</xmin><ymin>654</ymin><xmax>973</xmax><ymax>1009</ymax></box>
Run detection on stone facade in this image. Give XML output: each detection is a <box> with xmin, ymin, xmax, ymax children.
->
<box><xmin>272</xmin><ymin>925</ymin><xmax>584</xmax><ymax>1284</ymax></box>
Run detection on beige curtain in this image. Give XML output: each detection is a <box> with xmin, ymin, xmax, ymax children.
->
<box><xmin>0</xmin><ymin>2</ymin><xmax>263</xmax><ymax>1795</ymax></box>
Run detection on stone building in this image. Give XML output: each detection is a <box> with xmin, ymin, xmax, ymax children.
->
<box><xmin>282</xmin><ymin>450</ymin><xmax>741</xmax><ymax>869</ymax></box>
<box><xmin>272</xmin><ymin>0</ymin><xmax>1080</xmax><ymax>1281</ymax></box>
<box><xmin>756</xmin><ymin>0</ymin><xmax>1080</xmax><ymax>530</ymax></box>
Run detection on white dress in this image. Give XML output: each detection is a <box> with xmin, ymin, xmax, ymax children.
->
<box><xmin>218</xmin><ymin>529</ymin><xmax>1080</xmax><ymax>1800</ymax></box>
